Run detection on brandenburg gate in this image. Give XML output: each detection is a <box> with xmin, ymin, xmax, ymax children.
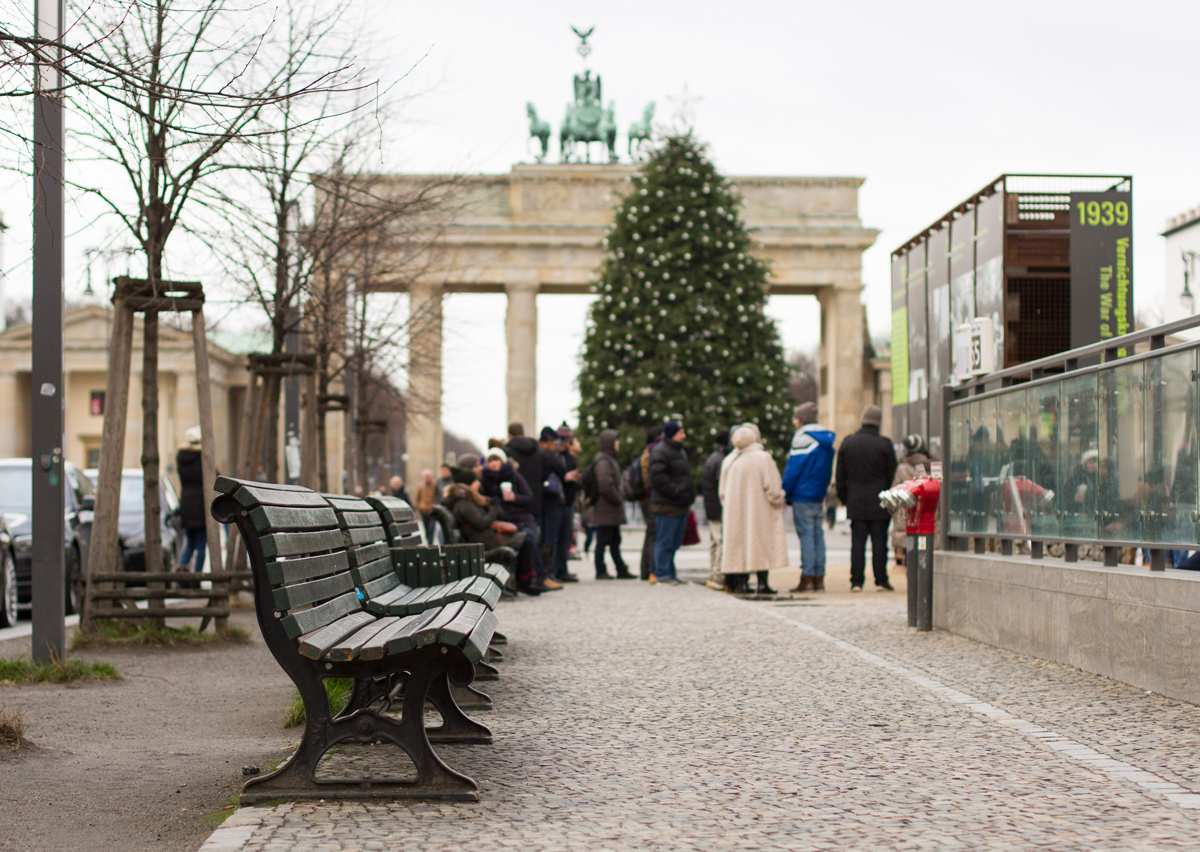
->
<box><xmin>377</xmin><ymin>164</ymin><xmax>880</xmax><ymax>484</ymax></box>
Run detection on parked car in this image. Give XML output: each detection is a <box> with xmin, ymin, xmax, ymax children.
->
<box><xmin>84</xmin><ymin>469</ymin><xmax>184</xmax><ymax>574</ymax></box>
<box><xmin>0</xmin><ymin>515</ymin><xmax>16</xmax><ymax>627</ymax></box>
<box><xmin>0</xmin><ymin>458</ymin><xmax>95</xmax><ymax>616</ymax></box>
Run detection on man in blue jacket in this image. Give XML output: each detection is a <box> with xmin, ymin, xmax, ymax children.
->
<box><xmin>782</xmin><ymin>402</ymin><xmax>836</xmax><ymax>592</ymax></box>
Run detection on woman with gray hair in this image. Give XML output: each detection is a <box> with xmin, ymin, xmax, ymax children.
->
<box><xmin>718</xmin><ymin>423</ymin><xmax>788</xmax><ymax>595</ymax></box>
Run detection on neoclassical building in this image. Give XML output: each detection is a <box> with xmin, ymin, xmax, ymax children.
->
<box><xmin>369</xmin><ymin>164</ymin><xmax>884</xmax><ymax>483</ymax></box>
<box><xmin>0</xmin><ymin>306</ymin><xmax>248</xmax><ymax>479</ymax></box>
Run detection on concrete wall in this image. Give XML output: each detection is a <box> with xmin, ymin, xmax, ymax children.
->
<box><xmin>935</xmin><ymin>552</ymin><xmax>1200</xmax><ymax>705</ymax></box>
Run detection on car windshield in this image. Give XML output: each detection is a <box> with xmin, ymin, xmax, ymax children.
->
<box><xmin>119</xmin><ymin>475</ymin><xmax>148</xmax><ymax>515</ymax></box>
<box><xmin>0</xmin><ymin>466</ymin><xmax>33</xmax><ymax>513</ymax></box>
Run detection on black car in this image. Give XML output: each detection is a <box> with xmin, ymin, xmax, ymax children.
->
<box><xmin>85</xmin><ymin>468</ymin><xmax>183</xmax><ymax>573</ymax></box>
<box><xmin>0</xmin><ymin>458</ymin><xmax>95</xmax><ymax>616</ymax></box>
<box><xmin>0</xmin><ymin>515</ymin><xmax>16</xmax><ymax>627</ymax></box>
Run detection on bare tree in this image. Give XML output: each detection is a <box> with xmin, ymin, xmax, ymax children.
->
<box><xmin>41</xmin><ymin>0</ymin><xmax>372</xmax><ymax>600</ymax></box>
<box><xmin>787</xmin><ymin>348</ymin><xmax>820</xmax><ymax>406</ymax></box>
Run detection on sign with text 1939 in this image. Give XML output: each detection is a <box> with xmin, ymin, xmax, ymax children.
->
<box><xmin>1069</xmin><ymin>192</ymin><xmax>1132</xmax><ymax>353</ymax></box>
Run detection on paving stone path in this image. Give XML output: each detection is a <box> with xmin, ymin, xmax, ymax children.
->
<box><xmin>203</xmin><ymin>575</ymin><xmax>1200</xmax><ymax>851</ymax></box>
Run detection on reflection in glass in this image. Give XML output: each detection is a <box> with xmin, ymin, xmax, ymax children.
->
<box><xmin>1145</xmin><ymin>351</ymin><xmax>1198</xmax><ymax>547</ymax></box>
<box><xmin>1059</xmin><ymin>374</ymin><xmax>1099</xmax><ymax>541</ymax></box>
<box><xmin>1099</xmin><ymin>362</ymin><xmax>1143</xmax><ymax>541</ymax></box>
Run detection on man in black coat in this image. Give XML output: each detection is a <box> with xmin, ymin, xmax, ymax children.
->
<box><xmin>835</xmin><ymin>405</ymin><xmax>897</xmax><ymax>592</ymax></box>
<box><xmin>648</xmin><ymin>420</ymin><xmax>696</xmax><ymax>584</ymax></box>
<box><xmin>701</xmin><ymin>429</ymin><xmax>731</xmax><ymax>589</ymax></box>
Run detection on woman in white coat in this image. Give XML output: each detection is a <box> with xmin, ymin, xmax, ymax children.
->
<box><xmin>719</xmin><ymin>423</ymin><xmax>788</xmax><ymax>594</ymax></box>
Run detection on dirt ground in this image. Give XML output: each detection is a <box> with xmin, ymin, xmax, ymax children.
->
<box><xmin>0</xmin><ymin>608</ymin><xmax>294</xmax><ymax>852</ymax></box>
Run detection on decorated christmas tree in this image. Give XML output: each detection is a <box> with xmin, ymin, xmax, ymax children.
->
<box><xmin>577</xmin><ymin>133</ymin><xmax>792</xmax><ymax>477</ymax></box>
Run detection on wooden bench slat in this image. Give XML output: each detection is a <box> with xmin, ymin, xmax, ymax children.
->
<box><xmin>369</xmin><ymin>582</ymin><xmax>413</xmax><ymax>606</ymax></box>
<box><xmin>280</xmin><ymin>590</ymin><xmax>362</xmax><ymax>640</ymax></box>
<box><xmin>484</xmin><ymin>564</ymin><xmax>511</xmax><ymax>588</ymax></box>
<box><xmin>464</xmin><ymin>575</ymin><xmax>502</xmax><ymax>610</ymax></box>
<box><xmin>376</xmin><ymin>609</ymin><xmax>443</xmax><ymax>658</ymax></box>
<box><xmin>413</xmin><ymin>601</ymin><xmax>465</xmax><ymax>647</ymax></box>
<box><xmin>272</xmin><ymin>570</ymin><xmax>356</xmax><ymax>611</ymax></box>
<box><xmin>336</xmin><ymin>510</ymin><xmax>384</xmax><ymax>529</ymax></box>
<box><xmin>218</xmin><ymin>477</ymin><xmax>331</xmax><ymax>509</ymax></box>
<box><xmin>362</xmin><ymin>572</ymin><xmax>403</xmax><ymax>600</ymax></box>
<box><xmin>461</xmin><ymin>610</ymin><xmax>499</xmax><ymax>664</ymax></box>
<box><xmin>297</xmin><ymin>611</ymin><xmax>377</xmax><ymax>660</ymax></box>
<box><xmin>323</xmin><ymin>616</ymin><xmax>400</xmax><ymax>662</ymax></box>
<box><xmin>262</xmin><ymin>528</ymin><xmax>344</xmax><ymax>559</ymax></box>
<box><xmin>353</xmin><ymin>553</ymin><xmax>394</xmax><ymax>584</ymax></box>
<box><xmin>437</xmin><ymin>600</ymin><xmax>489</xmax><ymax>646</ymax></box>
<box><xmin>348</xmin><ymin>525</ymin><xmax>387</xmax><ymax>547</ymax></box>
<box><xmin>348</xmin><ymin>542</ymin><xmax>389</xmax><ymax>570</ymax></box>
<box><xmin>248</xmin><ymin>503</ymin><xmax>339</xmax><ymax>533</ymax></box>
<box><xmin>266</xmin><ymin>550</ymin><xmax>351</xmax><ymax>585</ymax></box>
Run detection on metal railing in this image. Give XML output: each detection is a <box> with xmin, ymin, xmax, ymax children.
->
<box><xmin>944</xmin><ymin>314</ymin><xmax>1200</xmax><ymax>570</ymax></box>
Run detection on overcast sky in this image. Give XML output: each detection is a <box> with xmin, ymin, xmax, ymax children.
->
<box><xmin>4</xmin><ymin>0</ymin><xmax>1200</xmax><ymax>454</ymax></box>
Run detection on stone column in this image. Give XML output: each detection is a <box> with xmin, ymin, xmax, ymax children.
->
<box><xmin>818</xmin><ymin>285</ymin><xmax>866</xmax><ymax>444</ymax></box>
<box><xmin>405</xmin><ymin>280</ymin><xmax>443</xmax><ymax>488</ymax></box>
<box><xmin>505</xmin><ymin>273</ymin><xmax>539</xmax><ymax>431</ymax></box>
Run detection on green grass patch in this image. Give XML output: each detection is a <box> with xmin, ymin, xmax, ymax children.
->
<box><xmin>0</xmin><ymin>707</ymin><xmax>31</xmax><ymax>752</ymax></box>
<box><xmin>71</xmin><ymin>620</ymin><xmax>251</xmax><ymax>649</ymax></box>
<box><xmin>0</xmin><ymin>655</ymin><xmax>120</xmax><ymax>684</ymax></box>
<box><xmin>283</xmin><ymin>679</ymin><xmax>354</xmax><ymax>728</ymax></box>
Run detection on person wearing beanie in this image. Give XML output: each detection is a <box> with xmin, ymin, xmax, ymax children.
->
<box><xmin>506</xmin><ymin>423</ymin><xmax>567</xmax><ymax>581</ymax></box>
<box><xmin>701</xmin><ymin>428</ymin><xmax>732</xmax><ymax>590</ymax></box>
<box><xmin>534</xmin><ymin>425</ymin><xmax>573</xmax><ymax>583</ymax></box>
<box><xmin>480</xmin><ymin>446</ymin><xmax>559</xmax><ymax>592</ymax></box>
<box><xmin>648</xmin><ymin>419</ymin><xmax>695</xmax><ymax>584</ymax></box>
<box><xmin>457</xmin><ymin>453</ymin><xmax>481</xmax><ymax>476</ymax></box>
<box><xmin>175</xmin><ymin>425</ymin><xmax>207</xmax><ymax>573</ymax></box>
<box><xmin>638</xmin><ymin>425</ymin><xmax>664</xmax><ymax>580</ymax></box>
<box><xmin>835</xmin><ymin>404</ymin><xmax>898</xmax><ymax>592</ymax></box>
<box><xmin>549</xmin><ymin>425</ymin><xmax>584</xmax><ymax>584</ymax></box>
<box><xmin>782</xmin><ymin>402</ymin><xmax>837</xmax><ymax>592</ymax></box>
<box><xmin>889</xmin><ymin>434</ymin><xmax>935</xmax><ymax>565</ymax></box>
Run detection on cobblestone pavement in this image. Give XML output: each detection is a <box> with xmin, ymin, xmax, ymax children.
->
<box><xmin>203</xmin><ymin>571</ymin><xmax>1200</xmax><ymax>851</ymax></box>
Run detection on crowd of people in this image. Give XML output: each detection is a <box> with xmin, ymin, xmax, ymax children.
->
<box><xmin>381</xmin><ymin>403</ymin><xmax>933</xmax><ymax>597</ymax></box>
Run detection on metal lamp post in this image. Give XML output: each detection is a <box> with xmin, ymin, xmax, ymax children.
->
<box><xmin>31</xmin><ymin>0</ymin><xmax>67</xmax><ymax>660</ymax></box>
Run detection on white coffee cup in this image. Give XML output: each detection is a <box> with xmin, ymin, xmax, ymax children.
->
<box><xmin>500</xmin><ymin>482</ymin><xmax>513</xmax><ymax>495</ymax></box>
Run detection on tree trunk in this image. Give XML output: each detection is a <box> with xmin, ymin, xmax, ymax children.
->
<box><xmin>142</xmin><ymin>307</ymin><xmax>165</xmax><ymax>629</ymax></box>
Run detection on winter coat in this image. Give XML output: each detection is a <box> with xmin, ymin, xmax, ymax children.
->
<box><xmin>561</xmin><ymin>451</ymin><xmax>580</xmax><ymax>507</ymax></box>
<box><xmin>443</xmin><ymin>484</ymin><xmax>504</xmax><ymax>549</ymax></box>
<box><xmin>701</xmin><ymin>444</ymin><xmax>730</xmax><ymax>521</ymax></box>
<box><xmin>591</xmin><ymin>429</ymin><xmax>626</xmax><ymax>527</ymax></box>
<box><xmin>176</xmin><ymin>448</ymin><xmax>206</xmax><ymax>531</ymax></box>
<box><xmin>480</xmin><ymin>463</ymin><xmax>536</xmax><ymax>528</ymax></box>
<box><xmin>835</xmin><ymin>424</ymin><xmax>897</xmax><ymax>522</ymax></box>
<box><xmin>505</xmin><ymin>436</ymin><xmax>565</xmax><ymax>515</ymax></box>
<box><xmin>782</xmin><ymin>423</ymin><xmax>837</xmax><ymax>504</ymax></box>
<box><xmin>414</xmin><ymin>481</ymin><xmax>437</xmax><ymax>514</ymax></box>
<box><xmin>890</xmin><ymin>451</ymin><xmax>933</xmax><ymax>548</ymax></box>
<box><xmin>718</xmin><ymin>426</ymin><xmax>789</xmax><ymax>575</ymax></box>
<box><xmin>648</xmin><ymin>437</ymin><xmax>695</xmax><ymax>517</ymax></box>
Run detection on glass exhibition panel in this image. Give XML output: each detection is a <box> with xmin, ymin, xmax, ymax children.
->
<box><xmin>1143</xmin><ymin>350</ymin><xmax>1198</xmax><ymax>545</ymax></box>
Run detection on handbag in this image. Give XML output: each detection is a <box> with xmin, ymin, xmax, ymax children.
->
<box><xmin>683</xmin><ymin>509</ymin><xmax>701</xmax><ymax>546</ymax></box>
<box><xmin>544</xmin><ymin>471</ymin><xmax>564</xmax><ymax>500</ymax></box>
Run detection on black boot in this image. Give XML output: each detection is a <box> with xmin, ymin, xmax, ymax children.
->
<box><xmin>757</xmin><ymin>571</ymin><xmax>777</xmax><ymax>595</ymax></box>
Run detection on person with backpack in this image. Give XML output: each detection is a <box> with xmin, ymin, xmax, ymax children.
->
<box><xmin>582</xmin><ymin>428</ymin><xmax>635</xmax><ymax>579</ymax></box>
<box><xmin>648</xmin><ymin>420</ymin><xmax>696</xmax><ymax>585</ymax></box>
<box><xmin>636</xmin><ymin>425</ymin><xmax>663</xmax><ymax>580</ymax></box>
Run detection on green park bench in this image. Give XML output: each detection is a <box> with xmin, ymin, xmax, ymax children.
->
<box><xmin>211</xmin><ymin>476</ymin><xmax>499</xmax><ymax>803</ymax></box>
